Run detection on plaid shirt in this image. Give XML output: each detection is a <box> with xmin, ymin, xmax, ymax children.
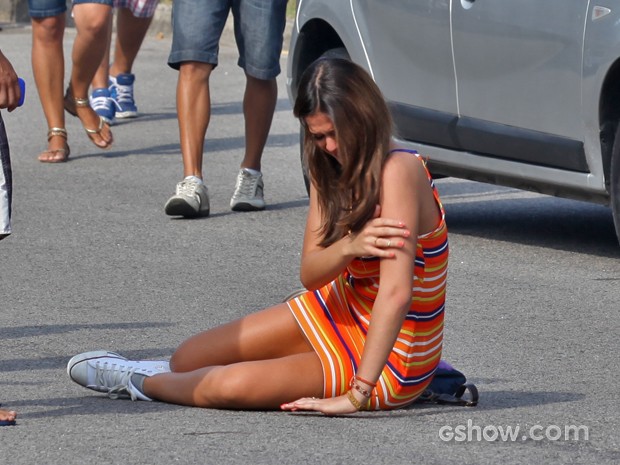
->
<box><xmin>114</xmin><ymin>0</ymin><xmax>160</xmax><ymax>18</ymax></box>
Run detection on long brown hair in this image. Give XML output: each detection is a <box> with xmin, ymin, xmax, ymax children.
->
<box><xmin>293</xmin><ymin>58</ymin><xmax>393</xmax><ymax>247</ymax></box>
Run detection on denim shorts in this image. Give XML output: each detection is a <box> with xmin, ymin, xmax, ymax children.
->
<box><xmin>28</xmin><ymin>0</ymin><xmax>67</xmax><ymax>18</ymax></box>
<box><xmin>168</xmin><ymin>0</ymin><xmax>288</xmax><ymax>80</ymax></box>
<box><xmin>71</xmin><ymin>0</ymin><xmax>114</xmax><ymax>6</ymax></box>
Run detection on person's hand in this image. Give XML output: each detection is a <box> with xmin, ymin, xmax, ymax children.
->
<box><xmin>280</xmin><ymin>393</ymin><xmax>362</xmax><ymax>415</ymax></box>
<box><xmin>0</xmin><ymin>51</ymin><xmax>20</xmax><ymax>111</ymax></box>
<box><xmin>345</xmin><ymin>205</ymin><xmax>410</xmax><ymax>258</ymax></box>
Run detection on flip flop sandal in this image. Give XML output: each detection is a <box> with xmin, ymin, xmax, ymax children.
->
<box><xmin>74</xmin><ymin>97</ymin><xmax>113</xmax><ymax>149</ymax></box>
<box><xmin>38</xmin><ymin>127</ymin><xmax>70</xmax><ymax>163</ymax></box>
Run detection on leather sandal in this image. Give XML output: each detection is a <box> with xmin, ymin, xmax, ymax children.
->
<box><xmin>38</xmin><ymin>127</ymin><xmax>70</xmax><ymax>163</ymax></box>
<box><xmin>73</xmin><ymin>96</ymin><xmax>113</xmax><ymax>149</ymax></box>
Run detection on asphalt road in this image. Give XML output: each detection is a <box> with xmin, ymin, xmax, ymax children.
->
<box><xmin>1</xmin><ymin>25</ymin><xmax>619</xmax><ymax>465</ymax></box>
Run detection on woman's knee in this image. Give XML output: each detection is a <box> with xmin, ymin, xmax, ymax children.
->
<box><xmin>32</xmin><ymin>16</ymin><xmax>65</xmax><ymax>42</ymax></box>
<box><xmin>74</xmin><ymin>5</ymin><xmax>111</xmax><ymax>36</ymax></box>
<box><xmin>193</xmin><ymin>369</ymin><xmax>247</xmax><ymax>408</ymax></box>
<box><xmin>169</xmin><ymin>348</ymin><xmax>192</xmax><ymax>373</ymax></box>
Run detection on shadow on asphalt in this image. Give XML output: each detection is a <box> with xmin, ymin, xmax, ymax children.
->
<box><xmin>443</xmin><ymin>197</ymin><xmax>619</xmax><ymax>258</ymax></box>
<box><xmin>0</xmin><ymin>349</ymin><xmax>177</xmax><ymax>373</ymax></box>
<box><xmin>7</xmin><ymin>395</ymin><xmax>184</xmax><ymax>419</ymax></box>
<box><xmin>166</xmin><ymin>198</ymin><xmax>309</xmax><ymax>221</ymax></box>
<box><xmin>0</xmin><ymin>322</ymin><xmax>174</xmax><ymax>340</ymax></box>
<box><xmin>68</xmin><ymin>131</ymin><xmax>298</xmax><ymax>161</ymax></box>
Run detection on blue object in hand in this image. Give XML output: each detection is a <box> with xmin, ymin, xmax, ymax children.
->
<box><xmin>17</xmin><ymin>78</ymin><xmax>25</xmax><ymax>107</ymax></box>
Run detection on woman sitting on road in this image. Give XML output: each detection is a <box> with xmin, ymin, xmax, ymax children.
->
<box><xmin>66</xmin><ymin>58</ymin><xmax>448</xmax><ymax>414</ymax></box>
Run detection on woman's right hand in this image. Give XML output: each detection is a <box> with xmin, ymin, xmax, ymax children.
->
<box><xmin>345</xmin><ymin>205</ymin><xmax>410</xmax><ymax>259</ymax></box>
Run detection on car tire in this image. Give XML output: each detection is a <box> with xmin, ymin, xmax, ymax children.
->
<box><xmin>297</xmin><ymin>48</ymin><xmax>351</xmax><ymax>195</ymax></box>
<box><xmin>611</xmin><ymin>125</ymin><xmax>620</xmax><ymax>244</ymax></box>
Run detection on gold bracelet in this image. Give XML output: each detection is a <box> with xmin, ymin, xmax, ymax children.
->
<box><xmin>346</xmin><ymin>389</ymin><xmax>367</xmax><ymax>411</ymax></box>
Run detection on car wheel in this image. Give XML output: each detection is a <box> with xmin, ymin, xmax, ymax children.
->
<box><xmin>297</xmin><ymin>48</ymin><xmax>351</xmax><ymax>195</ymax></box>
<box><xmin>611</xmin><ymin>125</ymin><xmax>620</xmax><ymax>244</ymax></box>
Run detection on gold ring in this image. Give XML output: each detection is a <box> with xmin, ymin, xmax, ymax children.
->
<box><xmin>387</xmin><ymin>240</ymin><xmax>391</xmax><ymax>247</ymax></box>
<box><xmin>374</xmin><ymin>238</ymin><xmax>378</xmax><ymax>246</ymax></box>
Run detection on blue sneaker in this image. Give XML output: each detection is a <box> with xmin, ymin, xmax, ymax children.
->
<box><xmin>109</xmin><ymin>73</ymin><xmax>138</xmax><ymax>119</ymax></box>
<box><xmin>89</xmin><ymin>88</ymin><xmax>115</xmax><ymax>124</ymax></box>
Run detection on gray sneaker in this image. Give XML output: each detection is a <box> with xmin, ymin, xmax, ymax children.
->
<box><xmin>164</xmin><ymin>179</ymin><xmax>210</xmax><ymax>218</ymax></box>
<box><xmin>230</xmin><ymin>169</ymin><xmax>266</xmax><ymax>211</ymax></box>
<box><xmin>67</xmin><ymin>351</ymin><xmax>170</xmax><ymax>401</ymax></box>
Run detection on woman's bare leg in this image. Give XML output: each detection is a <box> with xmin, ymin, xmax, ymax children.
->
<box><xmin>91</xmin><ymin>13</ymin><xmax>113</xmax><ymax>90</ymax></box>
<box><xmin>145</xmin><ymin>351</ymin><xmax>323</xmax><ymax>409</ymax></box>
<box><xmin>70</xmin><ymin>3</ymin><xmax>113</xmax><ymax>148</ymax></box>
<box><xmin>31</xmin><ymin>14</ymin><xmax>67</xmax><ymax>161</ymax></box>
<box><xmin>170</xmin><ymin>303</ymin><xmax>314</xmax><ymax>371</ymax></box>
<box><xmin>145</xmin><ymin>303</ymin><xmax>323</xmax><ymax>408</ymax></box>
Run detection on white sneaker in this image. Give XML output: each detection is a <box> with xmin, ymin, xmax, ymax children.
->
<box><xmin>230</xmin><ymin>169</ymin><xmax>266</xmax><ymax>211</ymax></box>
<box><xmin>164</xmin><ymin>179</ymin><xmax>210</xmax><ymax>218</ymax></box>
<box><xmin>67</xmin><ymin>351</ymin><xmax>170</xmax><ymax>401</ymax></box>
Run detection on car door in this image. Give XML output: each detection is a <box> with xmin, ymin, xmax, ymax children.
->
<box><xmin>451</xmin><ymin>0</ymin><xmax>590</xmax><ymax>172</ymax></box>
<box><xmin>352</xmin><ymin>0</ymin><xmax>459</xmax><ymax>148</ymax></box>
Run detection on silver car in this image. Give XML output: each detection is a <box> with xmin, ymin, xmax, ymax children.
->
<box><xmin>286</xmin><ymin>0</ymin><xmax>620</xmax><ymax>243</ymax></box>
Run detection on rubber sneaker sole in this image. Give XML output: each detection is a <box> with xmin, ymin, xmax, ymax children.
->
<box><xmin>164</xmin><ymin>198</ymin><xmax>210</xmax><ymax>218</ymax></box>
<box><xmin>115</xmin><ymin>110</ymin><xmax>138</xmax><ymax>119</ymax></box>
<box><xmin>231</xmin><ymin>201</ymin><xmax>266</xmax><ymax>212</ymax></box>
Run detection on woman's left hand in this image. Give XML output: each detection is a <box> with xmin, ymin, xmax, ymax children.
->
<box><xmin>280</xmin><ymin>394</ymin><xmax>361</xmax><ymax>415</ymax></box>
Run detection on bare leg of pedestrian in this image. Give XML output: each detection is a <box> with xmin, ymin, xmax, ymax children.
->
<box><xmin>90</xmin><ymin>13</ymin><xmax>113</xmax><ymax>91</ymax></box>
<box><xmin>177</xmin><ymin>61</ymin><xmax>213</xmax><ymax>180</ymax></box>
<box><xmin>110</xmin><ymin>7</ymin><xmax>153</xmax><ymax>78</ymax></box>
<box><xmin>31</xmin><ymin>14</ymin><xmax>70</xmax><ymax>163</ymax></box>
<box><xmin>241</xmin><ymin>75</ymin><xmax>277</xmax><ymax>172</ymax></box>
<box><xmin>68</xmin><ymin>3</ymin><xmax>113</xmax><ymax>149</ymax></box>
<box><xmin>91</xmin><ymin>7</ymin><xmax>155</xmax><ymax>121</ymax></box>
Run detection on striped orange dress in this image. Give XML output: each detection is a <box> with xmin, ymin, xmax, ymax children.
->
<box><xmin>287</xmin><ymin>152</ymin><xmax>448</xmax><ymax>410</ymax></box>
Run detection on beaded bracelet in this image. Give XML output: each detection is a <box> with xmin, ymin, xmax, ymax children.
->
<box><xmin>346</xmin><ymin>389</ymin><xmax>367</xmax><ymax>411</ymax></box>
<box><xmin>349</xmin><ymin>378</ymin><xmax>372</xmax><ymax>398</ymax></box>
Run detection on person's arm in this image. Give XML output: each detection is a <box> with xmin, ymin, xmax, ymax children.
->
<box><xmin>352</xmin><ymin>153</ymin><xmax>433</xmax><ymax>388</ymax></box>
<box><xmin>0</xmin><ymin>50</ymin><xmax>20</xmax><ymax>111</ymax></box>
<box><xmin>299</xmin><ymin>182</ymin><xmax>410</xmax><ymax>290</ymax></box>
<box><xmin>284</xmin><ymin>153</ymin><xmax>437</xmax><ymax>414</ymax></box>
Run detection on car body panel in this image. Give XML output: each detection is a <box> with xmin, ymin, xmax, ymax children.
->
<box><xmin>286</xmin><ymin>0</ymin><xmax>620</xmax><ymax>207</ymax></box>
<box><xmin>353</xmin><ymin>0</ymin><xmax>457</xmax><ymax>115</ymax></box>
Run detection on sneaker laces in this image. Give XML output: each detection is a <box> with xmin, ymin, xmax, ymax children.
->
<box><xmin>177</xmin><ymin>179</ymin><xmax>200</xmax><ymax>197</ymax></box>
<box><xmin>91</xmin><ymin>361</ymin><xmax>137</xmax><ymax>401</ymax></box>
<box><xmin>114</xmin><ymin>82</ymin><xmax>134</xmax><ymax>105</ymax></box>
<box><xmin>233</xmin><ymin>171</ymin><xmax>260</xmax><ymax>199</ymax></box>
<box><xmin>90</xmin><ymin>94</ymin><xmax>112</xmax><ymax>112</ymax></box>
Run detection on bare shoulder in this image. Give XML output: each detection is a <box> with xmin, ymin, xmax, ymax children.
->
<box><xmin>382</xmin><ymin>149</ymin><xmax>428</xmax><ymax>184</ymax></box>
